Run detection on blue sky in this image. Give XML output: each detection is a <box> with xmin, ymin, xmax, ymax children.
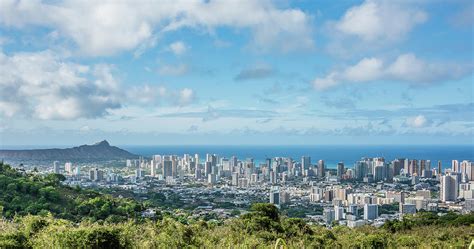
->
<box><xmin>0</xmin><ymin>0</ymin><xmax>473</xmax><ymax>146</ymax></box>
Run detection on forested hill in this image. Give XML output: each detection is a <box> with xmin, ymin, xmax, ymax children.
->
<box><xmin>0</xmin><ymin>162</ymin><xmax>143</xmax><ymax>222</ymax></box>
<box><xmin>0</xmin><ymin>140</ymin><xmax>138</xmax><ymax>160</ymax></box>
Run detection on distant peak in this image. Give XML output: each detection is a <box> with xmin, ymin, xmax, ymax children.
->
<box><xmin>93</xmin><ymin>140</ymin><xmax>110</xmax><ymax>146</ymax></box>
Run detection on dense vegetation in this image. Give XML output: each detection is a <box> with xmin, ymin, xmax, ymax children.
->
<box><xmin>0</xmin><ymin>162</ymin><xmax>473</xmax><ymax>248</ymax></box>
<box><xmin>0</xmin><ymin>162</ymin><xmax>143</xmax><ymax>222</ymax></box>
<box><xmin>0</xmin><ymin>204</ymin><xmax>473</xmax><ymax>248</ymax></box>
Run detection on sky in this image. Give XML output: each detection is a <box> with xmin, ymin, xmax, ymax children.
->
<box><xmin>0</xmin><ymin>0</ymin><xmax>473</xmax><ymax>146</ymax></box>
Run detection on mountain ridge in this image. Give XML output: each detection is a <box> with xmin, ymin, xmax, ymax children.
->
<box><xmin>0</xmin><ymin>140</ymin><xmax>138</xmax><ymax>160</ymax></box>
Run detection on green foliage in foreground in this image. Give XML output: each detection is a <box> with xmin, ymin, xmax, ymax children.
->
<box><xmin>1</xmin><ymin>204</ymin><xmax>473</xmax><ymax>249</ymax></box>
<box><xmin>0</xmin><ymin>162</ymin><xmax>143</xmax><ymax>222</ymax></box>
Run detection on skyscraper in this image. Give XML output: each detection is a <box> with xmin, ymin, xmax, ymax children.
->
<box><xmin>302</xmin><ymin>156</ymin><xmax>311</xmax><ymax>172</ymax></box>
<box><xmin>163</xmin><ymin>160</ymin><xmax>172</xmax><ymax>178</ymax></box>
<box><xmin>441</xmin><ymin>174</ymin><xmax>459</xmax><ymax>202</ymax></box>
<box><xmin>334</xmin><ymin>206</ymin><xmax>344</xmax><ymax>221</ymax></box>
<box><xmin>318</xmin><ymin>160</ymin><xmax>325</xmax><ymax>178</ymax></box>
<box><xmin>64</xmin><ymin>162</ymin><xmax>73</xmax><ymax>175</ymax></box>
<box><xmin>374</xmin><ymin>165</ymin><xmax>384</xmax><ymax>182</ymax></box>
<box><xmin>354</xmin><ymin>161</ymin><xmax>368</xmax><ymax>180</ymax></box>
<box><xmin>270</xmin><ymin>187</ymin><xmax>280</xmax><ymax>206</ymax></box>
<box><xmin>150</xmin><ymin>159</ymin><xmax>157</xmax><ymax>177</ymax></box>
<box><xmin>53</xmin><ymin>161</ymin><xmax>60</xmax><ymax>174</ymax></box>
<box><xmin>392</xmin><ymin>159</ymin><xmax>403</xmax><ymax>176</ymax></box>
<box><xmin>205</xmin><ymin>161</ymin><xmax>212</xmax><ymax>176</ymax></box>
<box><xmin>363</xmin><ymin>204</ymin><xmax>378</xmax><ymax>220</ymax></box>
<box><xmin>337</xmin><ymin>162</ymin><xmax>344</xmax><ymax>179</ymax></box>
<box><xmin>452</xmin><ymin>160</ymin><xmax>459</xmax><ymax>173</ymax></box>
<box><xmin>438</xmin><ymin>161</ymin><xmax>442</xmax><ymax>175</ymax></box>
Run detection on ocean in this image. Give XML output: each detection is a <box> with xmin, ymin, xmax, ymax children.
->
<box><xmin>121</xmin><ymin>145</ymin><xmax>474</xmax><ymax>169</ymax></box>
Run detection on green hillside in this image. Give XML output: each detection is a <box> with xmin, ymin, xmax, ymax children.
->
<box><xmin>0</xmin><ymin>162</ymin><xmax>143</xmax><ymax>222</ymax></box>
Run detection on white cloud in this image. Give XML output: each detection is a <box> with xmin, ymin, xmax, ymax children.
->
<box><xmin>178</xmin><ymin>88</ymin><xmax>195</xmax><ymax>106</ymax></box>
<box><xmin>0</xmin><ymin>50</ymin><xmax>121</xmax><ymax>119</ymax></box>
<box><xmin>343</xmin><ymin>57</ymin><xmax>384</xmax><ymax>82</ymax></box>
<box><xmin>169</xmin><ymin>41</ymin><xmax>187</xmax><ymax>56</ymax></box>
<box><xmin>313</xmin><ymin>72</ymin><xmax>339</xmax><ymax>91</ymax></box>
<box><xmin>158</xmin><ymin>64</ymin><xmax>189</xmax><ymax>76</ymax></box>
<box><xmin>405</xmin><ymin>115</ymin><xmax>430</xmax><ymax>128</ymax></box>
<box><xmin>313</xmin><ymin>53</ymin><xmax>471</xmax><ymax>90</ymax></box>
<box><xmin>127</xmin><ymin>85</ymin><xmax>195</xmax><ymax>107</ymax></box>
<box><xmin>334</xmin><ymin>0</ymin><xmax>427</xmax><ymax>42</ymax></box>
<box><xmin>0</xmin><ymin>50</ymin><xmax>196</xmax><ymax>119</ymax></box>
<box><xmin>0</xmin><ymin>0</ymin><xmax>313</xmax><ymax>56</ymax></box>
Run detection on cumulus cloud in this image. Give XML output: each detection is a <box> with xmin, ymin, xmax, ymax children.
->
<box><xmin>234</xmin><ymin>64</ymin><xmax>274</xmax><ymax>81</ymax></box>
<box><xmin>0</xmin><ymin>50</ymin><xmax>121</xmax><ymax>119</ymax></box>
<box><xmin>178</xmin><ymin>88</ymin><xmax>195</xmax><ymax>106</ymax></box>
<box><xmin>0</xmin><ymin>50</ymin><xmax>196</xmax><ymax>119</ymax></box>
<box><xmin>313</xmin><ymin>53</ymin><xmax>471</xmax><ymax>90</ymax></box>
<box><xmin>168</xmin><ymin>41</ymin><xmax>188</xmax><ymax>56</ymax></box>
<box><xmin>333</xmin><ymin>0</ymin><xmax>427</xmax><ymax>42</ymax></box>
<box><xmin>404</xmin><ymin>115</ymin><xmax>431</xmax><ymax>128</ymax></box>
<box><xmin>0</xmin><ymin>0</ymin><xmax>313</xmax><ymax>56</ymax></box>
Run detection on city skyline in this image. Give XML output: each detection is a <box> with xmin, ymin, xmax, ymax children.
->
<box><xmin>0</xmin><ymin>0</ymin><xmax>473</xmax><ymax>145</ymax></box>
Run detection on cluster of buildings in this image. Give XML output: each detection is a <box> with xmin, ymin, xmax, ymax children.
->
<box><xmin>47</xmin><ymin>154</ymin><xmax>473</xmax><ymax>226</ymax></box>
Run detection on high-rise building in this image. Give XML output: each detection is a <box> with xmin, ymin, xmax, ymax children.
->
<box><xmin>334</xmin><ymin>206</ymin><xmax>344</xmax><ymax>221</ymax></box>
<box><xmin>347</xmin><ymin>204</ymin><xmax>358</xmax><ymax>216</ymax></box>
<box><xmin>89</xmin><ymin>168</ymin><xmax>104</xmax><ymax>182</ymax></box>
<box><xmin>150</xmin><ymin>159</ymin><xmax>157</xmax><ymax>177</ymax></box>
<box><xmin>270</xmin><ymin>188</ymin><xmax>280</xmax><ymax>206</ymax></box>
<box><xmin>205</xmin><ymin>161</ymin><xmax>212</xmax><ymax>176</ymax></box>
<box><xmin>194</xmin><ymin>167</ymin><xmax>201</xmax><ymax>180</ymax></box>
<box><xmin>163</xmin><ymin>160</ymin><xmax>172</xmax><ymax>178</ymax></box>
<box><xmin>410</xmin><ymin>159</ymin><xmax>418</xmax><ymax>176</ymax></box>
<box><xmin>64</xmin><ymin>162</ymin><xmax>73</xmax><ymax>175</ymax></box>
<box><xmin>392</xmin><ymin>159</ymin><xmax>403</xmax><ymax>176</ymax></box>
<box><xmin>461</xmin><ymin>160</ymin><xmax>470</xmax><ymax>176</ymax></box>
<box><xmin>53</xmin><ymin>161</ymin><xmax>60</xmax><ymax>174</ymax></box>
<box><xmin>171</xmin><ymin>159</ymin><xmax>178</xmax><ymax>177</ymax></box>
<box><xmin>467</xmin><ymin>162</ymin><xmax>474</xmax><ymax>181</ymax></box>
<box><xmin>354</xmin><ymin>161</ymin><xmax>368</xmax><ymax>180</ymax></box>
<box><xmin>438</xmin><ymin>161</ymin><xmax>442</xmax><ymax>175</ymax></box>
<box><xmin>323</xmin><ymin>208</ymin><xmax>335</xmax><ymax>224</ymax></box>
<box><xmin>310</xmin><ymin>186</ymin><xmax>323</xmax><ymax>202</ymax></box>
<box><xmin>363</xmin><ymin>204</ymin><xmax>378</xmax><ymax>220</ymax></box>
<box><xmin>440</xmin><ymin>174</ymin><xmax>459</xmax><ymax>202</ymax></box>
<box><xmin>231</xmin><ymin>172</ymin><xmax>239</xmax><ymax>186</ymax></box>
<box><xmin>318</xmin><ymin>160</ymin><xmax>325</xmax><ymax>178</ymax></box>
<box><xmin>302</xmin><ymin>156</ymin><xmax>311</xmax><ymax>172</ymax></box>
<box><xmin>337</xmin><ymin>162</ymin><xmax>345</xmax><ymax>179</ymax></box>
<box><xmin>374</xmin><ymin>165</ymin><xmax>384</xmax><ymax>182</ymax></box>
<box><xmin>420</xmin><ymin>160</ymin><xmax>426</xmax><ymax>174</ymax></box>
<box><xmin>208</xmin><ymin>173</ymin><xmax>216</xmax><ymax>185</ymax></box>
<box><xmin>452</xmin><ymin>160</ymin><xmax>459</xmax><ymax>173</ymax></box>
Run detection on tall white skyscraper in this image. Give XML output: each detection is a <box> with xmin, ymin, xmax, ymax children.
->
<box><xmin>441</xmin><ymin>174</ymin><xmax>459</xmax><ymax>202</ymax></box>
<box><xmin>334</xmin><ymin>206</ymin><xmax>344</xmax><ymax>221</ymax></box>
